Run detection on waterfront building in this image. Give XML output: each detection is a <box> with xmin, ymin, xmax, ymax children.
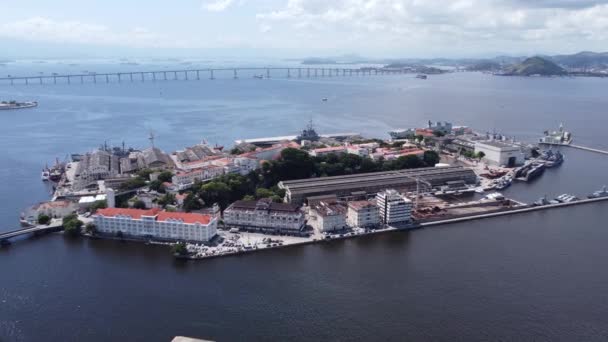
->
<box><xmin>427</xmin><ymin>120</ymin><xmax>453</xmax><ymax>135</ymax></box>
<box><xmin>347</xmin><ymin>200</ymin><xmax>380</xmax><ymax>228</ymax></box>
<box><xmin>172</xmin><ymin>165</ymin><xmax>226</xmax><ymax>191</ymax></box>
<box><xmin>446</xmin><ymin>138</ymin><xmax>476</xmax><ymax>155</ymax></box>
<box><xmin>172</xmin><ymin>142</ymin><xmax>223</xmax><ymax>166</ymax></box>
<box><xmin>474</xmin><ymin>141</ymin><xmax>525</xmax><ymax>167</ymax></box>
<box><xmin>93</xmin><ymin>208</ymin><xmax>217</xmax><ymax>242</ymax></box>
<box><xmin>376</xmin><ymin>189</ymin><xmax>413</xmax><ymax>224</ymax></box>
<box><xmin>310</xmin><ymin>201</ymin><xmax>347</xmax><ymax>232</ymax></box>
<box><xmin>223</xmin><ymin>198</ymin><xmax>305</xmax><ymax>235</ymax></box>
<box><xmin>241</xmin><ymin>141</ymin><xmax>300</xmax><ymax>161</ymax></box>
<box><xmin>371</xmin><ymin>147</ymin><xmax>425</xmax><ymax>161</ymax></box>
<box><xmin>141</xmin><ymin>147</ymin><xmax>175</xmax><ymax>169</ymax></box>
<box><xmin>344</xmin><ymin>142</ymin><xmax>380</xmax><ymax>157</ymax></box>
<box><xmin>78</xmin><ymin>194</ymin><xmax>107</xmax><ymax>210</ymax></box>
<box><xmin>73</xmin><ymin>150</ymin><xmax>121</xmax><ymax>190</ymax></box>
<box><xmin>21</xmin><ymin>200</ymin><xmax>78</xmax><ymax>224</ymax></box>
<box><xmin>309</xmin><ymin>146</ymin><xmax>347</xmax><ymax>157</ymax></box>
<box><xmin>279</xmin><ymin>166</ymin><xmax>477</xmax><ymax>205</ymax></box>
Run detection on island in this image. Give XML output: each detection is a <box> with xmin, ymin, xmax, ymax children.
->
<box><xmin>498</xmin><ymin>56</ymin><xmax>567</xmax><ymax>76</ymax></box>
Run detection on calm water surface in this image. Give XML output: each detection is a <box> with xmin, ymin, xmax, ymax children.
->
<box><xmin>1</xmin><ymin>63</ymin><xmax>608</xmax><ymax>341</ymax></box>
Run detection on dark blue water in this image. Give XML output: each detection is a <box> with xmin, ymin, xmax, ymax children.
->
<box><xmin>1</xmin><ymin>62</ymin><xmax>608</xmax><ymax>341</ymax></box>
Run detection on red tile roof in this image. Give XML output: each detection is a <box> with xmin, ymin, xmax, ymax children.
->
<box><xmin>157</xmin><ymin>212</ymin><xmax>212</xmax><ymax>224</ymax></box>
<box><xmin>95</xmin><ymin>208</ymin><xmax>213</xmax><ymax>225</ymax></box>
<box><xmin>96</xmin><ymin>208</ymin><xmax>161</xmax><ymax>219</ymax></box>
<box><xmin>348</xmin><ymin>201</ymin><xmax>376</xmax><ymax>210</ymax></box>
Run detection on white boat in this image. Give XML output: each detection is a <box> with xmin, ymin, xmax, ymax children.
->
<box><xmin>588</xmin><ymin>186</ymin><xmax>608</xmax><ymax>199</ymax></box>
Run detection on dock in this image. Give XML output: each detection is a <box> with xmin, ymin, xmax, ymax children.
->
<box><xmin>568</xmin><ymin>144</ymin><xmax>608</xmax><ymax>156</ymax></box>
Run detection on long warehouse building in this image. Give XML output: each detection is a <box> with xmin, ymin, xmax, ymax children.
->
<box><xmin>279</xmin><ymin>166</ymin><xmax>478</xmax><ymax>205</ymax></box>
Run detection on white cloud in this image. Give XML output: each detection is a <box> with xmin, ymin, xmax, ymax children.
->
<box><xmin>202</xmin><ymin>0</ymin><xmax>236</xmax><ymax>12</ymax></box>
<box><xmin>0</xmin><ymin>17</ymin><xmax>177</xmax><ymax>48</ymax></box>
<box><xmin>255</xmin><ymin>0</ymin><xmax>608</xmax><ymax>54</ymax></box>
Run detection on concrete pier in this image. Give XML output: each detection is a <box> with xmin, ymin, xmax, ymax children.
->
<box><xmin>568</xmin><ymin>144</ymin><xmax>608</xmax><ymax>156</ymax></box>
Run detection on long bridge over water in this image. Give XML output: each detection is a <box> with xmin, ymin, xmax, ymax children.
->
<box><xmin>0</xmin><ymin>223</ymin><xmax>63</xmax><ymax>245</ymax></box>
<box><xmin>0</xmin><ymin>67</ymin><xmax>412</xmax><ymax>86</ymax></box>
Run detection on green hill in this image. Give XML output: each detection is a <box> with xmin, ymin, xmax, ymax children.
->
<box><xmin>504</xmin><ymin>56</ymin><xmax>566</xmax><ymax>76</ymax></box>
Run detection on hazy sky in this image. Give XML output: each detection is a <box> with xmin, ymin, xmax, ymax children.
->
<box><xmin>2</xmin><ymin>0</ymin><xmax>607</xmax><ymax>58</ymax></box>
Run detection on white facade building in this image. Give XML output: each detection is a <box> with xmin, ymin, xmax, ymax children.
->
<box><xmin>310</xmin><ymin>202</ymin><xmax>347</xmax><ymax>232</ymax></box>
<box><xmin>474</xmin><ymin>141</ymin><xmax>525</xmax><ymax>167</ymax></box>
<box><xmin>223</xmin><ymin>199</ymin><xmax>305</xmax><ymax>234</ymax></box>
<box><xmin>93</xmin><ymin>208</ymin><xmax>217</xmax><ymax>242</ymax></box>
<box><xmin>309</xmin><ymin>146</ymin><xmax>347</xmax><ymax>157</ymax></box>
<box><xmin>347</xmin><ymin>201</ymin><xmax>380</xmax><ymax>228</ymax></box>
<box><xmin>376</xmin><ymin>189</ymin><xmax>413</xmax><ymax>224</ymax></box>
<box><xmin>171</xmin><ymin>165</ymin><xmax>225</xmax><ymax>190</ymax></box>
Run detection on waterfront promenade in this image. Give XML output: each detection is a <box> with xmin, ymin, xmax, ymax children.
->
<box><xmin>179</xmin><ymin>195</ymin><xmax>608</xmax><ymax>261</ymax></box>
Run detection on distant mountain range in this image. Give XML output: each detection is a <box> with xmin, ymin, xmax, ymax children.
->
<box><xmin>298</xmin><ymin>51</ymin><xmax>608</xmax><ymax>74</ymax></box>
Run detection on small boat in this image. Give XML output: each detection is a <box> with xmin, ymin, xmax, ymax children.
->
<box><xmin>253</xmin><ymin>74</ymin><xmax>264</xmax><ymax>79</ymax></box>
<box><xmin>416</xmin><ymin>74</ymin><xmax>427</xmax><ymax>79</ymax></box>
<box><xmin>494</xmin><ymin>177</ymin><xmax>512</xmax><ymax>190</ymax></box>
<box><xmin>533</xmin><ymin>195</ymin><xmax>550</xmax><ymax>206</ymax></box>
<box><xmin>0</xmin><ymin>101</ymin><xmax>38</xmax><ymax>110</ymax></box>
<box><xmin>322</xmin><ymin>98</ymin><xmax>328</xmax><ymax>102</ymax></box>
<box><xmin>588</xmin><ymin>186</ymin><xmax>608</xmax><ymax>199</ymax></box>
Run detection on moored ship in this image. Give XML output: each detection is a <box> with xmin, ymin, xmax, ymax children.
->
<box><xmin>540</xmin><ymin>123</ymin><xmax>572</xmax><ymax>145</ymax></box>
<box><xmin>588</xmin><ymin>186</ymin><xmax>608</xmax><ymax>199</ymax></box>
<box><xmin>0</xmin><ymin>100</ymin><xmax>38</xmax><ymax>110</ymax></box>
<box><xmin>538</xmin><ymin>150</ymin><xmax>564</xmax><ymax>168</ymax></box>
<box><xmin>389</xmin><ymin>128</ymin><xmax>416</xmax><ymax>140</ymax></box>
<box><xmin>514</xmin><ymin>162</ymin><xmax>546</xmax><ymax>182</ymax></box>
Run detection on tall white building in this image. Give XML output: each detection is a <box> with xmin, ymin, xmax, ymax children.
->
<box><xmin>347</xmin><ymin>200</ymin><xmax>380</xmax><ymax>228</ymax></box>
<box><xmin>310</xmin><ymin>201</ymin><xmax>347</xmax><ymax>233</ymax></box>
<box><xmin>376</xmin><ymin>189</ymin><xmax>413</xmax><ymax>224</ymax></box>
<box><xmin>93</xmin><ymin>208</ymin><xmax>217</xmax><ymax>242</ymax></box>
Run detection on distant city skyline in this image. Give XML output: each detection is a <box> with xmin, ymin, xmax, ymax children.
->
<box><xmin>2</xmin><ymin>0</ymin><xmax>608</xmax><ymax>59</ymax></box>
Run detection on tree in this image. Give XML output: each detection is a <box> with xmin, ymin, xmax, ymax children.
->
<box><xmin>423</xmin><ymin>150</ymin><xmax>440</xmax><ymax>167</ymax></box>
<box><xmin>157</xmin><ymin>193</ymin><xmax>176</xmax><ymax>207</ymax></box>
<box><xmin>90</xmin><ymin>200</ymin><xmax>107</xmax><ymax>212</ymax></box>
<box><xmin>476</xmin><ymin>151</ymin><xmax>486</xmax><ymax>160</ymax></box>
<box><xmin>242</xmin><ymin>195</ymin><xmax>255</xmax><ymax>201</ymax></box>
<box><xmin>199</xmin><ymin>181</ymin><xmax>231</xmax><ymax>209</ymax></box>
<box><xmin>148</xmin><ymin>180</ymin><xmax>165</xmax><ymax>193</ymax></box>
<box><xmin>171</xmin><ymin>242</ymin><xmax>188</xmax><ymax>256</ymax></box>
<box><xmin>116</xmin><ymin>231</ymin><xmax>124</xmax><ymax>239</ymax></box>
<box><xmin>270</xmin><ymin>195</ymin><xmax>283</xmax><ymax>203</ymax></box>
<box><xmin>119</xmin><ymin>177</ymin><xmax>147</xmax><ymax>191</ymax></box>
<box><xmin>255</xmin><ymin>187</ymin><xmax>275</xmax><ymax>199</ymax></box>
<box><xmin>64</xmin><ymin>218</ymin><xmax>83</xmax><ymax>236</ymax></box>
<box><xmin>133</xmin><ymin>199</ymin><xmax>147</xmax><ymax>209</ymax></box>
<box><xmin>415</xmin><ymin>135</ymin><xmax>425</xmax><ymax>143</ymax></box>
<box><xmin>137</xmin><ymin>168</ymin><xmax>154</xmax><ymax>180</ymax></box>
<box><xmin>433</xmin><ymin>131</ymin><xmax>446</xmax><ymax>137</ymax></box>
<box><xmin>37</xmin><ymin>213</ymin><xmax>51</xmax><ymax>225</ymax></box>
<box><xmin>183</xmin><ymin>193</ymin><xmax>203</xmax><ymax>212</ymax></box>
<box><xmin>85</xmin><ymin>222</ymin><xmax>97</xmax><ymax>235</ymax></box>
<box><xmin>157</xmin><ymin>171</ymin><xmax>173</xmax><ymax>183</ymax></box>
